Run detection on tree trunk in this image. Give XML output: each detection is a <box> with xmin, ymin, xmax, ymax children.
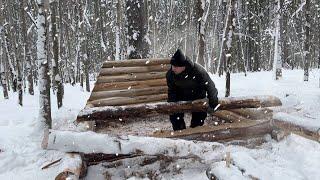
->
<box><xmin>37</xmin><ymin>0</ymin><xmax>52</xmax><ymax>129</ymax></box>
<box><xmin>51</xmin><ymin>0</ymin><xmax>63</xmax><ymax>108</ymax></box>
<box><xmin>196</xmin><ymin>0</ymin><xmax>206</xmax><ymax>67</ymax></box>
<box><xmin>273</xmin><ymin>0</ymin><xmax>282</xmax><ymax>80</ymax></box>
<box><xmin>303</xmin><ymin>0</ymin><xmax>310</xmax><ymax>81</ymax></box>
<box><xmin>126</xmin><ymin>0</ymin><xmax>149</xmax><ymax>59</ymax></box>
<box><xmin>0</xmin><ymin>2</ymin><xmax>8</xmax><ymax>99</ymax></box>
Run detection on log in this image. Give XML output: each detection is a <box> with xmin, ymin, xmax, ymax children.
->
<box><xmin>42</xmin><ymin>129</ymin><xmax>224</xmax><ymax>159</ymax></box>
<box><xmin>212</xmin><ymin>110</ymin><xmax>252</xmax><ymax>123</ymax></box>
<box><xmin>99</xmin><ymin>64</ymin><xmax>170</xmax><ymax>76</ymax></box>
<box><xmin>93</xmin><ymin>78</ymin><xmax>167</xmax><ymax>92</ymax></box>
<box><xmin>54</xmin><ymin>153</ymin><xmax>87</xmax><ymax>180</ymax></box>
<box><xmin>271</xmin><ymin>118</ymin><xmax>320</xmax><ymax>142</ymax></box>
<box><xmin>153</xmin><ymin>120</ymin><xmax>273</xmax><ymax>142</ymax></box>
<box><xmin>102</xmin><ymin>58</ymin><xmax>170</xmax><ymax>68</ymax></box>
<box><xmin>77</xmin><ymin>95</ymin><xmax>282</xmax><ymax>123</ymax></box>
<box><xmin>88</xmin><ymin>86</ymin><xmax>168</xmax><ymax>101</ymax></box>
<box><xmin>229</xmin><ymin>108</ymin><xmax>273</xmax><ymax>120</ymax></box>
<box><xmin>89</xmin><ymin>94</ymin><xmax>168</xmax><ymax>107</ymax></box>
<box><xmin>96</xmin><ymin>71</ymin><xmax>167</xmax><ymax>83</ymax></box>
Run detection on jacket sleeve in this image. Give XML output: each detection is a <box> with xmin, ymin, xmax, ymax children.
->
<box><xmin>197</xmin><ymin>65</ymin><xmax>218</xmax><ymax>107</ymax></box>
<box><xmin>166</xmin><ymin>71</ymin><xmax>177</xmax><ymax>102</ymax></box>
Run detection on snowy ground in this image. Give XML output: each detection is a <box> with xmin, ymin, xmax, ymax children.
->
<box><xmin>0</xmin><ymin>69</ymin><xmax>319</xmax><ymax>179</ymax></box>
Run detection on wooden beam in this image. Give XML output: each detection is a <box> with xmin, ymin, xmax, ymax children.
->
<box><xmin>88</xmin><ymin>86</ymin><xmax>168</xmax><ymax>101</ymax></box>
<box><xmin>89</xmin><ymin>94</ymin><xmax>168</xmax><ymax>107</ymax></box>
<box><xmin>93</xmin><ymin>78</ymin><xmax>167</xmax><ymax>92</ymax></box>
<box><xmin>96</xmin><ymin>72</ymin><xmax>167</xmax><ymax>83</ymax></box>
<box><xmin>77</xmin><ymin>95</ymin><xmax>282</xmax><ymax>123</ymax></box>
<box><xmin>102</xmin><ymin>58</ymin><xmax>170</xmax><ymax>68</ymax></box>
<box><xmin>99</xmin><ymin>64</ymin><xmax>170</xmax><ymax>76</ymax></box>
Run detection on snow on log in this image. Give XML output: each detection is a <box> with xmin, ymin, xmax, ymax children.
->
<box><xmin>102</xmin><ymin>58</ymin><xmax>170</xmax><ymax>68</ymax></box>
<box><xmin>42</xmin><ymin>129</ymin><xmax>224</xmax><ymax>159</ymax></box>
<box><xmin>55</xmin><ymin>153</ymin><xmax>87</xmax><ymax>180</ymax></box>
<box><xmin>77</xmin><ymin>95</ymin><xmax>282</xmax><ymax>123</ymax></box>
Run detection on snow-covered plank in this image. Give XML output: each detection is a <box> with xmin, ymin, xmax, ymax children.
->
<box><xmin>102</xmin><ymin>58</ymin><xmax>170</xmax><ymax>68</ymax></box>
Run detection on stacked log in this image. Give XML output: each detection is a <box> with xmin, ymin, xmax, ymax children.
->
<box><xmin>88</xmin><ymin>58</ymin><xmax>170</xmax><ymax>107</ymax></box>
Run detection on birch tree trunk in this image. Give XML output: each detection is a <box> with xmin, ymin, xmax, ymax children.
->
<box><xmin>224</xmin><ymin>0</ymin><xmax>236</xmax><ymax>97</ymax></box>
<box><xmin>303</xmin><ymin>0</ymin><xmax>310</xmax><ymax>81</ymax></box>
<box><xmin>273</xmin><ymin>0</ymin><xmax>282</xmax><ymax>80</ymax></box>
<box><xmin>115</xmin><ymin>0</ymin><xmax>121</xmax><ymax>61</ymax></box>
<box><xmin>37</xmin><ymin>0</ymin><xmax>52</xmax><ymax>129</ymax></box>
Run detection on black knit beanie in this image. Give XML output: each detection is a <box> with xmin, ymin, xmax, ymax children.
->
<box><xmin>170</xmin><ymin>49</ymin><xmax>187</xmax><ymax>67</ymax></box>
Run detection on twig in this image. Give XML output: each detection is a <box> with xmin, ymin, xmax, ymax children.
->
<box><xmin>41</xmin><ymin>158</ymin><xmax>62</xmax><ymax>170</ymax></box>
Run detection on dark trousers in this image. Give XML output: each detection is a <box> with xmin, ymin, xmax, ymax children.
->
<box><xmin>169</xmin><ymin>112</ymin><xmax>207</xmax><ymax>131</ymax></box>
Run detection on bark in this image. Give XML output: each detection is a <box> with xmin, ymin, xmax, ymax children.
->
<box><xmin>0</xmin><ymin>5</ymin><xmax>8</xmax><ymax>99</ymax></box>
<box><xmin>77</xmin><ymin>95</ymin><xmax>282</xmax><ymax>123</ymax></box>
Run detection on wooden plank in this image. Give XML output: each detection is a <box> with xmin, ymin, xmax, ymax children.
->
<box><xmin>77</xmin><ymin>95</ymin><xmax>282</xmax><ymax>123</ymax></box>
<box><xmin>88</xmin><ymin>86</ymin><xmax>168</xmax><ymax>101</ymax></box>
<box><xmin>96</xmin><ymin>71</ymin><xmax>167</xmax><ymax>83</ymax></box>
<box><xmin>99</xmin><ymin>64</ymin><xmax>170</xmax><ymax>76</ymax></box>
<box><xmin>89</xmin><ymin>94</ymin><xmax>168</xmax><ymax>106</ymax></box>
<box><xmin>102</xmin><ymin>58</ymin><xmax>170</xmax><ymax>68</ymax></box>
<box><xmin>93</xmin><ymin>78</ymin><xmax>167</xmax><ymax>92</ymax></box>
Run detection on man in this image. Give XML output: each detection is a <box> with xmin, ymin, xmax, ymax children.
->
<box><xmin>166</xmin><ymin>49</ymin><xmax>219</xmax><ymax>131</ymax></box>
